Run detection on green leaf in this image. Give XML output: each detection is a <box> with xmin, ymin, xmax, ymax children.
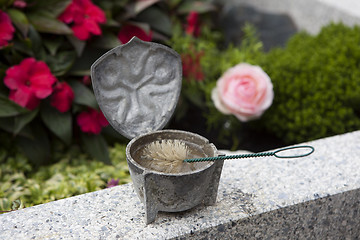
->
<box><xmin>15</xmin><ymin>124</ymin><xmax>34</xmax><ymax>139</ymax></box>
<box><xmin>91</xmin><ymin>32</ymin><xmax>121</xmax><ymax>49</ymax></box>
<box><xmin>45</xmin><ymin>0</ymin><xmax>71</xmax><ymax>17</ymax></box>
<box><xmin>12</xmin><ymin>38</ymin><xmax>33</xmax><ymax>56</ymax></box>
<box><xmin>43</xmin><ymin>37</ymin><xmax>64</xmax><ymax>56</ymax></box>
<box><xmin>67</xmin><ymin>35</ymin><xmax>86</xmax><ymax>56</ymax></box>
<box><xmin>136</xmin><ymin>6</ymin><xmax>172</xmax><ymax>36</ymax></box>
<box><xmin>177</xmin><ymin>1</ymin><xmax>216</xmax><ymax>14</ymax></box>
<box><xmin>69</xmin><ymin>81</ymin><xmax>98</xmax><ymax>109</ymax></box>
<box><xmin>14</xmin><ymin>108</ymin><xmax>39</xmax><ymax>135</ymax></box>
<box><xmin>7</xmin><ymin>8</ymin><xmax>29</xmax><ymax>37</ymax></box>
<box><xmin>0</xmin><ymin>117</ymin><xmax>14</xmax><ymax>133</ymax></box>
<box><xmin>28</xmin><ymin>25</ymin><xmax>45</xmax><ymax>59</ymax></box>
<box><xmin>28</xmin><ymin>12</ymin><xmax>72</xmax><ymax>35</ymax></box>
<box><xmin>68</xmin><ymin>69</ymin><xmax>90</xmax><ymax>77</ymax></box>
<box><xmin>17</xmin><ymin>124</ymin><xmax>50</xmax><ymax>166</ymax></box>
<box><xmin>167</xmin><ymin>0</ymin><xmax>182</xmax><ymax>8</ymax></box>
<box><xmin>0</xmin><ymin>0</ymin><xmax>13</xmax><ymax>7</ymax></box>
<box><xmin>183</xmin><ymin>86</ymin><xmax>205</xmax><ymax>108</ymax></box>
<box><xmin>46</xmin><ymin>51</ymin><xmax>76</xmax><ymax>76</ymax></box>
<box><xmin>11</xmin><ymin>199</ymin><xmax>24</xmax><ymax>210</ymax></box>
<box><xmin>69</xmin><ymin>47</ymin><xmax>107</xmax><ymax>75</ymax></box>
<box><xmin>40</xmin><ymin>103</ymin><xmax>72</xmax><ymax>145</ymax></box>
<box><xmin>133</xmin><ymin>0</ymin><xmax>160</xmax><ymax>14</ymax></box>
<box><xmin>0</xmin><ymin>118</ymin><xmax>34</xmax><ymax>139</ymax></box>
<box><xmin>27</xmin><ymin>0</ymin><xmax>71</xmax><ymax>17</ymax></box>
<box><xmin>102</xmin><ymin>125</ymin><xmax>128</xmax><ymax>143</ymax></box>
<box><xmin>81</xmin><ymin>133</ymin><xmax>111</xmax><ymax>164</ymax></box>
<box><xmin>0</xmin><ymin>95</ymin><xmax>29</xmax><ymax>117</ymax></box>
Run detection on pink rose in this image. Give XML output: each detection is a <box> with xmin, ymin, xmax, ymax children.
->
<box><xmin>211</xmin><ymin>63</ymin><xmax>273</xmax><ymax>122</ymax></box>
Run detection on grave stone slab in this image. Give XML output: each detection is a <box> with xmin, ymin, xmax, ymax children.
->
<box><xmin>0</xmin><ymin>131</ymin><xmax>359</xmax><ymax>239</ymax></box>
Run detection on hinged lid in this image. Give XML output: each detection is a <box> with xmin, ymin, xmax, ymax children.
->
<box><xmin>91</xmin><ymin>37</ymin><xmax>182</xmax><ymax>139</ymax></box>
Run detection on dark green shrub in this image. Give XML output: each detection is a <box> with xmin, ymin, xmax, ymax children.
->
<box><xmin>259</xmin><ymin>23</ymin><xmax>360</xmax><ymax>144</ymax></box>
<box><xmin>170</xmin><ymin>23</ymin><xmax>360</xmax><ymax>148</ymax></box>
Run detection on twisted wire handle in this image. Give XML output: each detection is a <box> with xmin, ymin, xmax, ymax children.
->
<box><xmin>184</xmin><ymin>145</ymin><xmax>314</xmax><ymax>163</ymax></box>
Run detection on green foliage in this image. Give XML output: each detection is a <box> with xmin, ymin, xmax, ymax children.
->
<box><xmin>0</xmin><ymin>0</ymin><xmax>217</xmax><ymax>165</ymax></box>
<box><xmin>4</xmin><ymin>2</ymin><xmax>360</xmax><ymax>210</ymax></box>
<box><xmin>170</xmin><ymin>23</ymin><xmax>360</xmax><ymax>148</ymax></box>
<box><xmin>0</xmin><ymin>0</ymin><xmax>218</xmax><ymax>210</ymax></box>
<box><xmin>0</xmin><ymin>143</ymin><xmax>130</xmax><ymax>212</ymax></box>
<box><xmin>169</xmin><ymin>24</ymin><xmax>265</xmax><ymax>148</ymax></box>
<box><xmin>259</xmin><ymin>23</ymin><xmax>360</xmax><ymax>143</ymax></box>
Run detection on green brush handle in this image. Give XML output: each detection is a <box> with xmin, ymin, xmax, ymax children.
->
<box><xmin>184</xmin><ymin>145</ymin><xmax>314</xmax><ymax>163</ymax></box>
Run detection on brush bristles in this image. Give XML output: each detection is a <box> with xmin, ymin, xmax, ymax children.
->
<box><xmin>140</xmin><ymin>139</ymin><xmax>193</xmax><ymax>173</ymax></box>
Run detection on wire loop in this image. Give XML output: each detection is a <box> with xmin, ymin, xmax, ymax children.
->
<box><xmin>184</xmin><ymin>145</ymin><xmax>314</xmax><ymax>162</ymax></box>
<box><xmin>273</xmin><ymin>145</ymin><xmax>315</xmax><ymax>158</ymax></box>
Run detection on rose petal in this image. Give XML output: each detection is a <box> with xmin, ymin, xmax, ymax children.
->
<box><xmin>211</xmin><ymin>87</ymin><xmax>231</xmax><ymax>115</ymax></box>
<box><xmin>213</xmin><ymin>63</ymin><xmax>273</xmax><ymax>121</ymax></box>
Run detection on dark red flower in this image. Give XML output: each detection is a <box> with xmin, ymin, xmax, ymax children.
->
<box><xmin>4</xmin><ymin>58</ymin><xmax>57</xmax><ymax>110</ymax></box>
<box><xmin>59</xmin><ymin>0</ymin><xmax>106</xmax><ymax>41</ymax></box>
<box><xmin>185</xmin><ymin>11</ymin><xmax>200</xmax><ymax>37</ymax></box>
<box><xmin>82</xmin><ymin>75</ymin><xmax>91</xmax><ymax>85</ymax></box>
<box><xmin>77</xmin><ymin>108</ymin><xmax>109</xmax><ymax>134</ymax></box>
<box><xmin>0</xmin><ymin>10</ymin><xmax>15</xmax><ymax>47</ymax></box>
<box><xmin>181</xmin><ymin>52</ymin><xmax>204</xmax><ymax>82</ymax></box>
<box><xmin>118</xmin><ymin>24</ymin><xmax>152</xmax><ymax>44</ymax></box>
<box><xmin>51</xmin><ymin>82</ymin><xmax>74</xmax><ymax>113</ymax></box>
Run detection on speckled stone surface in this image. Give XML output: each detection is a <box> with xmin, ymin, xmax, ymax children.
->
<box><xmin>1</xmin><ymin>130</ymin><xmax>359</xmax><ymax>239</ymax></box>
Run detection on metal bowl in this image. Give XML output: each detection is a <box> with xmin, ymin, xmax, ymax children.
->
<box><xmin>126</xmin><ymin>129</ymin><xmax>224</xmax><ymax>224</ymax></box>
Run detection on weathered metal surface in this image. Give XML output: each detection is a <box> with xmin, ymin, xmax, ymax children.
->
<box><xmin>91</xmin><ymin>39</ymin><xmax>223</xmax><ymax>224</ymax></box>
<box><xmin>126</xmin><ymin>130</ymin><xmax>224</xmax><ymax>224</ymax></box>
<box><xmin>91</xmin><ymin>37</ymin><xmax>182</xmax><ymax>139</ymax></box>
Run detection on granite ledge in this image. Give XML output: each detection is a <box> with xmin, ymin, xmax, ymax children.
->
<box><xmin>0</xmin><ymin>130</ymin><xmax>359</xmax><ymax>239</ymax></box>
<box><xmin>175</xmin><ymin>189</ymin><xmax>360</xmax><ymax>239</ymax></box>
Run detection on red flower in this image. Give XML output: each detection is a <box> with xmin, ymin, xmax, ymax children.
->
<box><xmin>118</xmin><ymin>24</ymin><xmax>152</xmax><ymax>44</ymax></box>
<box><xmin>4</xmin><ymin>58</ymin><xmax>57</xmax><ymax>110</ymax></box>
<box><xmin>59</xmin><ymin>0</ymin><xmax>106</xmax><ymax>41</ymax></box>
<box><xmin>51</xmin><ymin>82</ymin><xmax>74</xmax><ymax>113</ymax></box>
<box><xmin>185</xmin><ymin>11</ymin><xmax>200</xmax><ymax>37</ymax></box>
<box><xmin>77</xmin><ymin>108</ymin><xmax>109</xmax><ymax>134</ymax></box>
<box><xmin>181</xmin><ymin>52</ymin><xmax>204</xmax><ymax>82</ymax></box>
<box><xmin>0</xmin><ymin>10</ymin><xmax>15</xmax><ymax>47</ymax></box>
<box><xmin>82</xmin><ymin>75</ymin><xmax>91</xmax><ymax>85</ymax></box>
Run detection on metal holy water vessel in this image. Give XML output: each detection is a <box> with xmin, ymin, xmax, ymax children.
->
<box><xmin>91</xmin><ymin>37</ymin><xmax>224</xmax><ymax>224</ymax></box>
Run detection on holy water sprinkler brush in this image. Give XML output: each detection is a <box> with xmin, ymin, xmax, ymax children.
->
<box><xmin>139</xmin><ymin>139</ymin><xmax>209</xmax><ymax>173</ymax></box>
<box><xmin>140</xmin><ymin>139</ymin><xmax>192</xmax><ymax>173</ymax></box>
<box><xmin>185</xmin><ymin>145</ymin><xmax>315</xmax><ymax>162</ymax></box>
<box><xmin>140</xmin><ymin>140</ymin><xmax>314</xmax><ymax>173</ymax></box>
<box><xmin>91</xmin><ymin>38</ymin><xmax>315</xmax><ymax>224</ymax></box>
